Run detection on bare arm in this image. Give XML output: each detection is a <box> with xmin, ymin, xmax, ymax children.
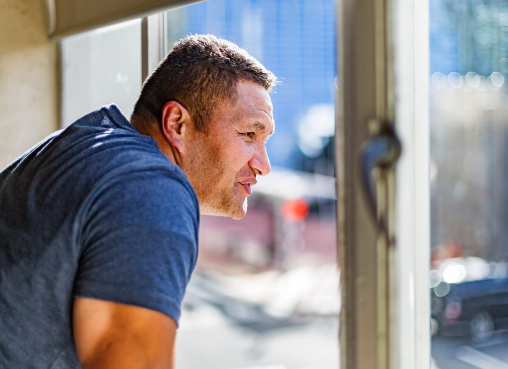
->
<box><xmin>73</xmin><ymin>297</ymin><xmax>177</xmax><ymax>369</ymax></box>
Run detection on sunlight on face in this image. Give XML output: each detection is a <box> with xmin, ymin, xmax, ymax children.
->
<box><xmin>184</xmin><ymin>80</ymin><xmax>274</xmax><ymax>219</ymax></box>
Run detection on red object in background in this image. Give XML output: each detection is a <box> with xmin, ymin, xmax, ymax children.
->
<box><xmin>431</xmin><ymin>238</ymin><xmax>464</xmax><ymax>263</ymax></box>
<box><xmin>281</xmin><ymin>199</ymin><xmax>309</xmax><ymax>222</ymax></box>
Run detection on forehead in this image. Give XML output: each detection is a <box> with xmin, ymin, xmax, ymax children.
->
<box><xmin>208</xmin><ymin>80</ymin><xmax>274</xmax><ymax>136</ymax></box>
<box><xmin>236</xmin><ymin>80</ymin><xmax>273</xmax><ymax>113</ymax></box>
<box><xmin>232</xmin><ymin>80</ymin><xmax>274</xmax><ymax>130</ymax></box>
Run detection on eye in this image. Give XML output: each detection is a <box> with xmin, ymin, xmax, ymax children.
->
<box><xmin>242</xmin><ymin>132</ymin><xmax>255</xmax><ymax>139</ymax></box>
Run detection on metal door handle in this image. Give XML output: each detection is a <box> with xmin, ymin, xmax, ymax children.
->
<box><xmin>360</xmin><ymin>120</ymin><xmax>401</xmax><ymax>223</ymax></box>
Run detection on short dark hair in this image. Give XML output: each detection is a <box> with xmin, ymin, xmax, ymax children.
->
<box><xmin>132</xmin><ymin>34</ymin><xmax>277</xmax><ymax>132</ymax></box>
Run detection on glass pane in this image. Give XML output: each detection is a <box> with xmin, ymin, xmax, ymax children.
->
<box><xmin>61</xmin><ymin>19</ymin><xmax>141</xmax><ymax>128</ymax></box>
<box><xmin>430</xmin><ymin>0</ymin><xmax>508</xmax><ymax>367</ymax></box>
<box><xmin>165</xmin><ymin>2</ymin><xmax>339</xmax><ymax>369</ymax></box>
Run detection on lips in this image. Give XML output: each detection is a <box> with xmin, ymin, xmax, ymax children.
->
<box><xmin>238</xmin><ymin>177</ymin><xmax>257</xmax><ymax>196</ymax></box>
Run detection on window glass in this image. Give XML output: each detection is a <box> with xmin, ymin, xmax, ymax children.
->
<box><xmin>166</xmin><ymin>2</ymin><xmax>339</xmax><ymax>369</ymax></box>
<box><xmin>61</xmin><ymin>19</ymin><xmax>141</xmax><ymax>128</ymax></box>
<box><xmin>430</xmin><ymin>0</ymin><xmax>508</xmax><ymax>366</ymax></box>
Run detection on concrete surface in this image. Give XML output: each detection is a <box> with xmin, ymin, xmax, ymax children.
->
<box><xmin>0</xmin><ymin>0</ymin><xmax>58</xmax><ymax>169</ymax></box>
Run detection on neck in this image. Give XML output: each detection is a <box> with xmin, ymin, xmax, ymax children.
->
<box><xmin>131</xmin><ymin>118</ymin><xmax>178</xmax><ymax>165</ymax></box>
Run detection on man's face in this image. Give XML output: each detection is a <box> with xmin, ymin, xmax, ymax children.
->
<box><xmin>183</xmin><ymin>80</ymin><xmax>274</xmax><ymax>220</ymax></box>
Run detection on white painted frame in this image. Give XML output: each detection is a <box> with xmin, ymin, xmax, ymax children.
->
<box><xmin>141</xmin><ymin>13</ymin><xmax>167</xmax><ymax>83</ymax></box>
<box><xmin>393</xmin><ymin>0</ymin><xmax>430</xmax><ymax>367</ymax></box>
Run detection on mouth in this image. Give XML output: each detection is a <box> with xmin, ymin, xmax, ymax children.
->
<box><xmin>237</xmin><ymin>178</ymin><xmax>257</xmax><ymax>196</ymax></box>
<box><xmin>238</xmin><ymin>182</ymin><xmax>252</xmax><ymax>196</ymax></box>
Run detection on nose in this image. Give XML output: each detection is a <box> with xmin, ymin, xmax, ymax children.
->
<box><xmin>249</xmin><ymin>143</ymin><xmax>271</xmax><ymax>176</ymax></box>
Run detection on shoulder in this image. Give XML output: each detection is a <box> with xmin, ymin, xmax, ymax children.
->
<box><xmin>63</xmin><ymin>105</ymin><xmax>200</xmax><ymax>215</ymax></box>
<box><xmin>82</xmin><ymin>158</ymin><xmax>200</xmax><ymax>244</ymax></box>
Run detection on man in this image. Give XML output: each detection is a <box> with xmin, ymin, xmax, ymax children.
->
<box><xmin>0</xmin><ymin>34</ymin><xmax>276</xmax><ymax>368</ymax></box>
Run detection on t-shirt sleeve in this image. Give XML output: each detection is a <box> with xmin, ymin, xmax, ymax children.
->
<box><xmin>73</xmin><ymin>167</ymin><xmax>199</xmax><ymax>325</ymax></box>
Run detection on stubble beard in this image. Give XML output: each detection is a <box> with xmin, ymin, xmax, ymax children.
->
<box><xmin>197</xmin><ymin>171</ymin><xmax>248</xmax><ymax>220</ymax></box>
<box><xmin>184</xmin><ymin>131</ymin><xmax>250</xmax><ymax>220</ymax></box>
<box><xmin>188</xmin><ymin>153</ymin><xmax>249</xmax><ymax>220</ymax></box>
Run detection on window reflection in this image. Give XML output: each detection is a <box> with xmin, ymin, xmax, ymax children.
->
<box><xmin>430</xmin><ymin>0</ymin><xmax>508</xmax><ymax>366</ymax></box>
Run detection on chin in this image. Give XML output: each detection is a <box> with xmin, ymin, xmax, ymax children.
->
<box><xmin>200</xmin><ymin>197</ymin><xmax>248</xmax><ymax>220</ymax></box>
<box><xmin>229</xmin><ymin>209</ymin><xmax>246</xmax><ymax>220</ymax></box>
<box><xmin>226</xmin><ymin>198</ymin><xmax>248</xmax><ymax>220</ymax></box>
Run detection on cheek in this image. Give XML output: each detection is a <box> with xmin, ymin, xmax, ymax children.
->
<box><xmin>218</xmin><ymin>139</ymin><xmax>254</xmax><ymax>170</ymax></box>
<box><xmin>232</xmin><ymin>143</ymin><xmax>255</xmax><ymax>169</ymax></box>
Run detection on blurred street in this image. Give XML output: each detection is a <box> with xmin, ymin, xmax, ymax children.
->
<box><xmin>432</xmin><ymin>333</ymin><xmax>508</xmax><ymax>369</ymax></box>
<box><xmin>176</xmin><ymin>315</ymin><xmax>338</xmax><ymax>369</ymax></box>
<box><xmin>175</xmin><ymin>270</ymin><xmax>339</xmax><ymax>369</ymax></box>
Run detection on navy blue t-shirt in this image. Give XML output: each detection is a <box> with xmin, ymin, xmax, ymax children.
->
<box><xmin>0</xmin><ymin>105</ymin><xmax>199</xmax><ymax>368</ymax></box>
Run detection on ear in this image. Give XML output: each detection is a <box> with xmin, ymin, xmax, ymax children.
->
<box><xmin>160</xmin><ymin>101</ymin><xmax>193</xmax><ymax>153</ymax></box>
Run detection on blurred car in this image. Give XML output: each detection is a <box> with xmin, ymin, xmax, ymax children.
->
<box><xmin>430</xmin><ymin>258</ymin><xmax>508</xmax><ymax>341</ymax></box>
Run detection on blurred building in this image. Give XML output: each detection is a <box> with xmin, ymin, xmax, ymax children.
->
<box><xmin>430</xmin><ymin>0</ymin><xmax>508</xmax><ymax>262</ymax></box>
<box><xmin>430</xmin><ymin>0</ymin><xmax>508</xmax><ymax>76</ymax></box>
<box><xmin>430</xmin><ymin>83</ymin><xmax>508</xmax><ymax>261</ymax></box>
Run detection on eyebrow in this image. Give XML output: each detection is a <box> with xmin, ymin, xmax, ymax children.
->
<box><xmin>247</xmin><ymin>121</ymin><xmax>275</xmax><ymax>136</ymax></box>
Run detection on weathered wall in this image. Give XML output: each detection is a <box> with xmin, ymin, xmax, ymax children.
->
<box><xmin>0</xmin><ymin>0</ymin><xmax>58</xmax><ymax>169</ymax></box>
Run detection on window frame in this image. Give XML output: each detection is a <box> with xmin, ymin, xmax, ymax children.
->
<box><xmin>336</xmin><ymin>0</ymin><xmax>430</xmax><ymax>367</ymax></box>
